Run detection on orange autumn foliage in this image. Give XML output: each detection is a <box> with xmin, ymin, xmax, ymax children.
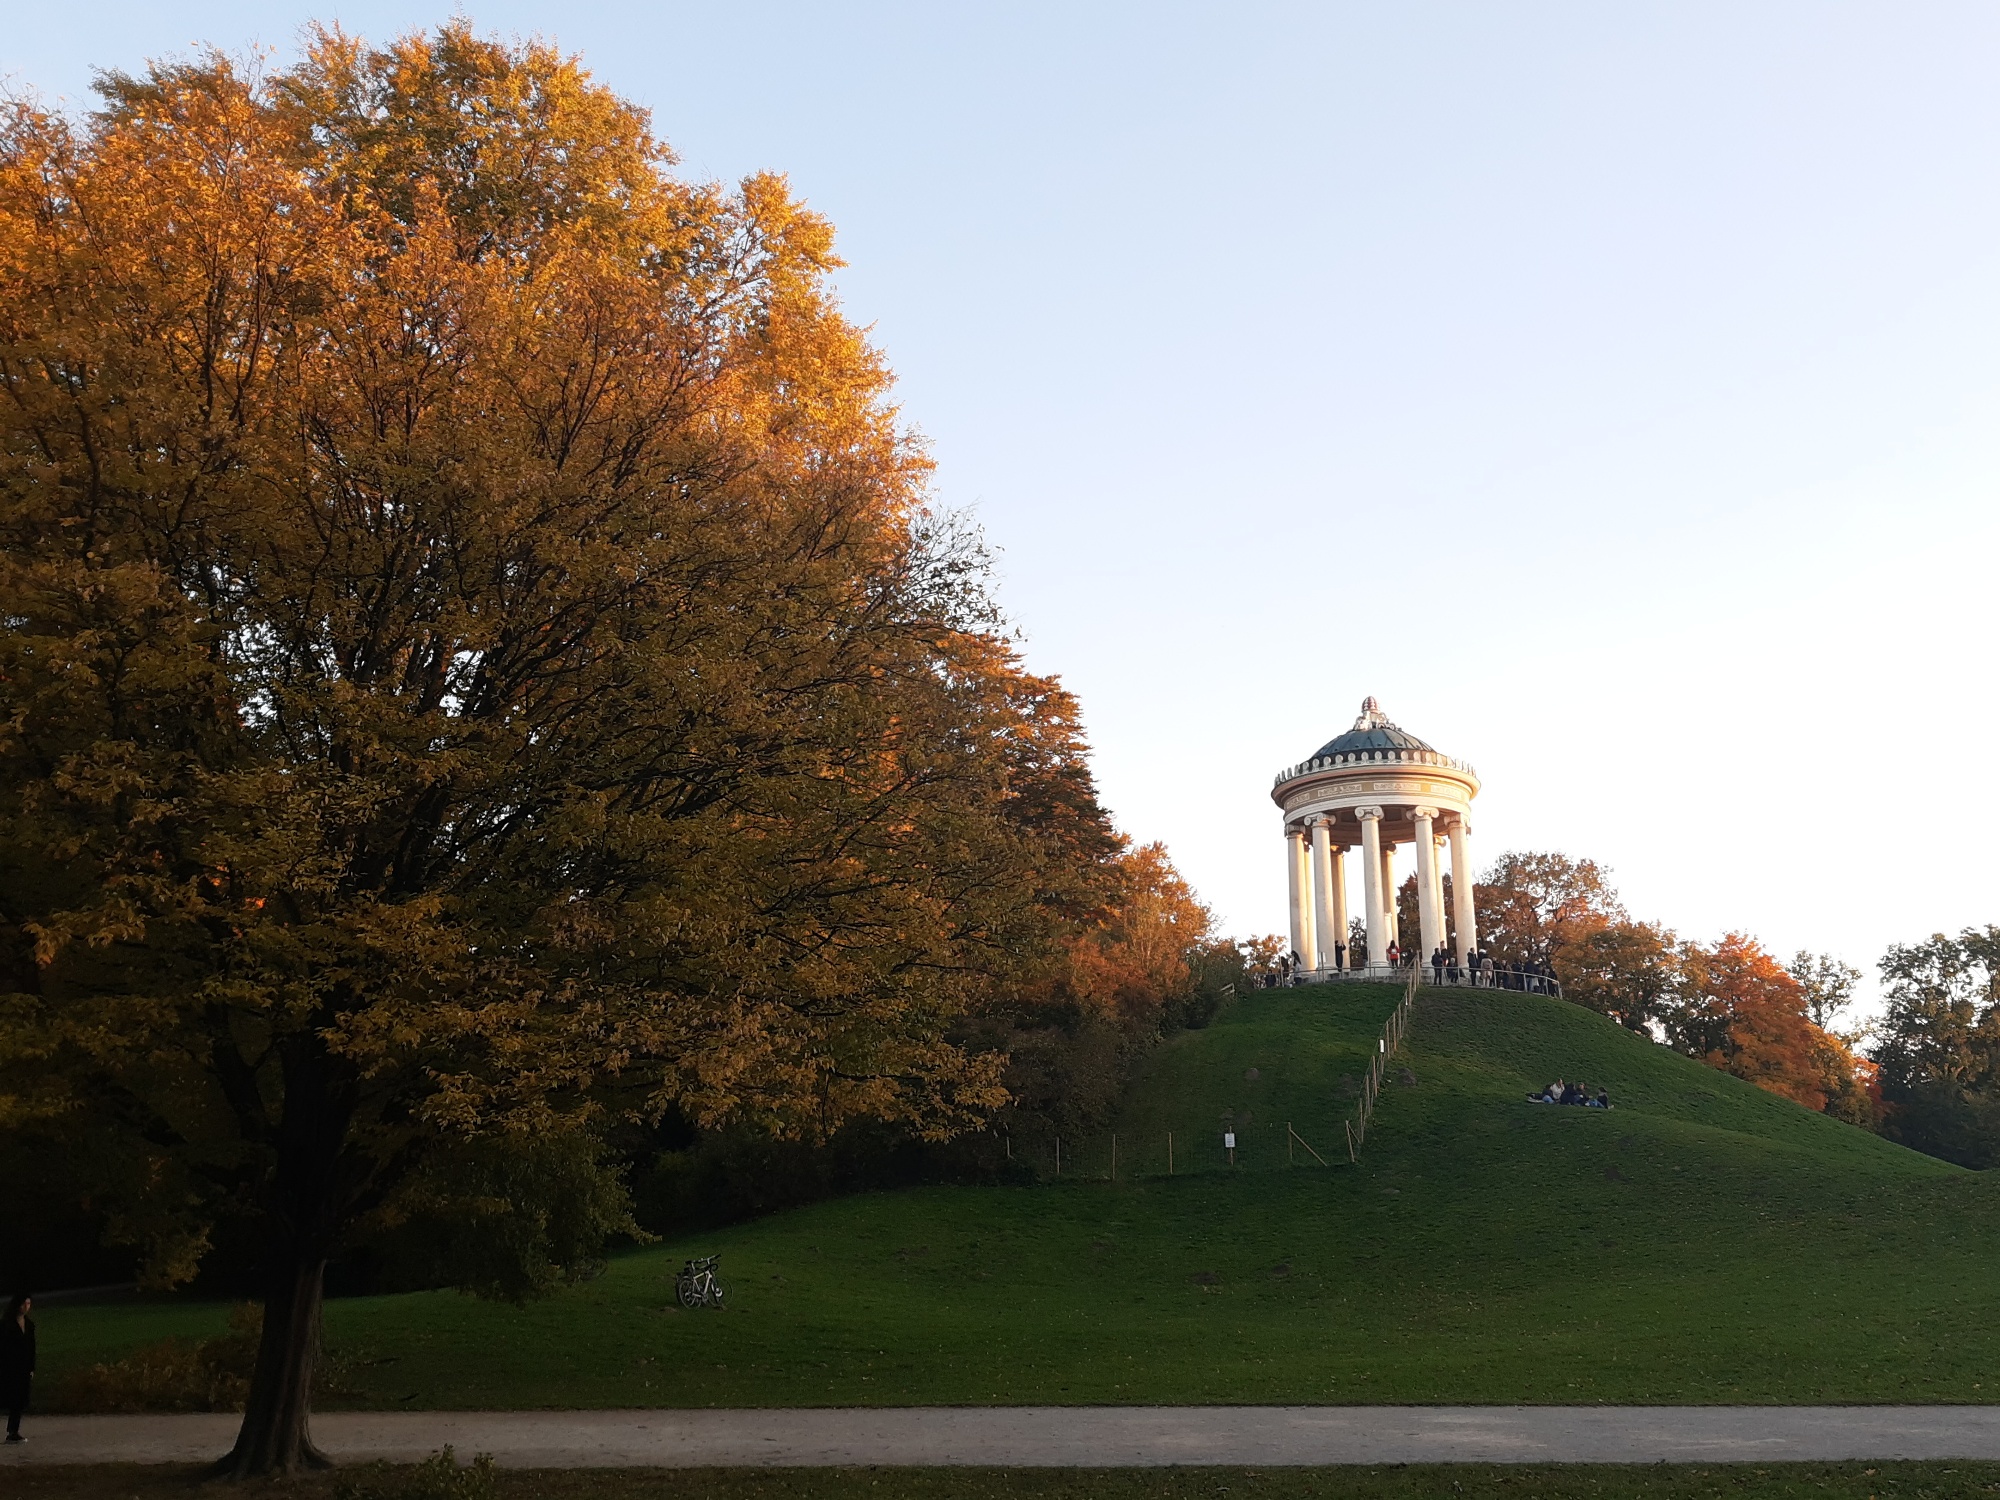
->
<box><xmin>1057</xmin><ymin>842</ymin><xmax>1215</xmax><ymax>1028</ymax></box>
<box><xmin>0</xmin><ymin>24</ymin><xmax>1139</xmax><ymax>1471</ymax></box>
<box><xmin>1667</xmin><ymin>933</ymin><xmax>1861</xmax><ymax>1113</ymax></box>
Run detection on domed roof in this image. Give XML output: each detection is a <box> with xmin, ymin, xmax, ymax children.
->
<box><xmin>1309</xmin><ymin>696</ymin><xmax>1435</xmax><ymax>759</ymax></box>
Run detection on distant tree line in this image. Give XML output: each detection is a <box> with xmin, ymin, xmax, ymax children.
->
<box><xmin>1869</xmin><ymin>928</ymin><xmax>2000</xmax><ymax>1167</ymax></box>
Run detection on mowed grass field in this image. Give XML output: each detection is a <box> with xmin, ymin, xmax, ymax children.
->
<box><xmin>42</xmin><ymin>984</ymin><xmax>2000</xmax><ymax>1408</ymax></box>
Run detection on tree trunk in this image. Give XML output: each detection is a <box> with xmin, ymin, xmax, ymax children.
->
<box><xmin>221</xmin><ymin>1253</ymin><xmax>332</xmax><ymax>1476</ymax></box>
<box><xmin>218</xmin><ymin>1025</ymin><xmax>359</xmax><ymax>1477</ymax></box>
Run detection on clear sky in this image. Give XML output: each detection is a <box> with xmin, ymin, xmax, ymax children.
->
<box><xmin>10</xmin><ymin>3</ymin><xmax>2000</xmax><ymax>1011</ymax></box>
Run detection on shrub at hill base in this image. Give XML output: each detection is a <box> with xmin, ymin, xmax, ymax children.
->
<box><xmin>55</xmin><ymin>1303</ymin><xmax>262</xmax><ymax>1414</ymax></box>
<box><xmin>628</xmin><ymin>843</ymin><xmax>1247</xmax><ymax>1237</ymax></box>
<box><xmin>0</xmin><ymin>24</ymin><xmax>1135</xmax><ymax>1473</ymax></box>
<box><xmin>985</xmin><ymin>841</ymin><xmax>1244</xmax><ymax>1158</ymax></box>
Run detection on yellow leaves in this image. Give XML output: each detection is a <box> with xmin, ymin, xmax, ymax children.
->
<box><xmin>1043</xmin><ymin>842</ymin><xmax>1213</xmax><ymax>1026</ymax></box>
<box><xmin>0</xmin><ymin>20</ymin><xmax>1133</xmax><ymax>1295</ymax></box>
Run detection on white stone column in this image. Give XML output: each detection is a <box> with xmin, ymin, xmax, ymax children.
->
<box><xmin>1428</xmin><ymin>825</ymin><xmax>1448</xmax><ymax>949</ymax></box>
<box><xmin>1449</xmin><ymin>816</ymin><xmax>1479</xmax><ymax>963</ymax></box>
<box><xmin>1411</xmin><ymin>806</ymin><xmax>1443</xmax><ymax>965</ymax></box>
<box><xmin>1357</xmin><ymin>807</ymin><xmax>1385</xmax><ymax>972</ymax></box>
<box><xmin>1433</xmin><ymin>839</ymin><xmax>1449</xmax><ymax>951</ymax></box>
<box><xmin>1310</xmin><ymin>818</ymin><xmax>1338</xmax><ymax>972</ymax></box>
<box><xmin>1330</xmin><ymin>840</ymin><xmax>1350</xmax><ymax>969</ymax></box>
<box><xmin>1380</xmin><ymin>841</ymin><xmax>1399</xmax><ymax>947</ymax></box>
<box><xmin>1296</xmin><ymin>826</ymin><xmax>1319</xmax><ymax>971</ymax></box>
<box><xmin>1286</xmin><ymin>825</ymin><xmax>1315</xmax><ymax>970</ymax></box>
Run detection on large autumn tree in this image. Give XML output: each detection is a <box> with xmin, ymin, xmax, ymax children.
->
<box><xmin>1658</xmin><ymin>933</ymin><xmax>1866</xmax><ymax>1115</ymax></box>
<box><xmin>1473</xmin><ymin>849</ymin><xmax>1672</xmax><ymax>1026</ymax></box>
<box><xmin>0</xmin><ymin>27</ymin><xmax>1120</xmax><ymax>1474</ymax></box>
<box><xmin>1474</xmin><ymin>850</ymin><xmax>1625</xmax><ymax>964</ymax></box>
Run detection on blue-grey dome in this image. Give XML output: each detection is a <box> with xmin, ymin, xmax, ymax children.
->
<box><xmin>1308</xmin><ymin>697</ymin><xmax>1435</xmax><ymax>759</ymax></box>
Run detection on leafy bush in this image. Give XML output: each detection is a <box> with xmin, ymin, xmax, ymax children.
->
<box><xmin>336</xmin><ymin>1448</ymin><xmax>497</xmax><ymax>1500</ymax></box>
<box><xmin>54</xmin><ymin>1302</ymin><xmax>260</xmax><ymax>1412</ymax></box>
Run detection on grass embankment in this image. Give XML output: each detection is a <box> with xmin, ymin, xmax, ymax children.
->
<box><xmin>11</xmin><ymin>1465</ymin><xmax>2000</xmax><ymax>1500</ymax></box>
<box><xmin>43</xmin><ymin>984</ymin><xmax>2000</xmax><ymax>1407</ymax></box>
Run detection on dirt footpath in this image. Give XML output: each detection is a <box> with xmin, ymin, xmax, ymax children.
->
<box><xmin>9</xmin><ymin>1406</ymin><xmax>2000</xmax><ymax>1468</ymax></box>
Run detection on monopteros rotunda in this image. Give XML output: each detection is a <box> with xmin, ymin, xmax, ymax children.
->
<box><xmin>1271</xmin><ymin>697</ymin><xmax>1479</xmax><ymax>976</ymax></box>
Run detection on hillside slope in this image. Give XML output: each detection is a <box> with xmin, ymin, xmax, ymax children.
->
<box><xmin>1114</xmin><ymin>980</ymin><xmax>1940</xmax><ymax>1178</ymax></box>
<box><xmin>44</xmin><ymin>984</ymin><xmax>2000</xmax><ymax>1409</ymax></box>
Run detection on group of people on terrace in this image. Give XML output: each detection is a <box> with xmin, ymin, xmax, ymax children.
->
<box><xmin>1263</xmin><ymin>945</ymin><xmax>1560</xmax><ymax>993</ymax></box>
<box><xmin>1426</xmin><ymin>948</ymin><xmax>1559</xmax><ymax>993</ymax></box>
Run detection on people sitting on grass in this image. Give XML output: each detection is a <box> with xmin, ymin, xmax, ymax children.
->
<box><xmin>1525</xmin><ymin>1078</ymin><xmax>1612</xmax><ymax>1107</ymax></box>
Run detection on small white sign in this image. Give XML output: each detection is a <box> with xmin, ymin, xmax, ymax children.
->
<box><xmin>1223</xmin><ymin>1132</ymin><xmax>1236</xmax><ymax>1149</ymax></box>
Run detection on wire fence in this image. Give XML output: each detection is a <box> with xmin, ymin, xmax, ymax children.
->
<box><xmin>1277</xmin><ymin>964</ymin><xmax>1563</xmax><ymax>998</ymax></box>
<box><xmin>1019</xmin><ymin>966</ymin><xmax>1426</xmax><ymax>1180</ymax></box>
<box><xmin>1031</xmin><ymin>1120</ymin><xmax>1346</xmax><ymax>1179</ymax></box>
<box><xmin>1344</xmin><ymin>960</ymin><xmax>1420</xmax><ymax>1162</ymax></box>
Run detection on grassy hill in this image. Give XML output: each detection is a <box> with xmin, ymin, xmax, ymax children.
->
<box><xmin>44</xmin><ymin>983</ymin><xmax>2000</xmax><ymax>1408</ymax></box>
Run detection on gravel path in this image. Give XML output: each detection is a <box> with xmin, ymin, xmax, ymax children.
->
<box><xmin>9</xmin><ymin>1406</ymin><xmax>2000</xmax><ymax>1468</ymax></box>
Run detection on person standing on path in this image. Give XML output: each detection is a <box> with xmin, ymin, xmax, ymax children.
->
<box><xmin>2</xmin><ymin>1293</ymin><xmax>33</xmax><ymax>1442</ymax></box>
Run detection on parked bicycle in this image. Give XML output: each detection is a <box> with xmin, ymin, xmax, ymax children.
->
<box><xmin>675</xmin><ymin>1255</ymin><xmax>725</xmax><ymax>1309</ymax></box>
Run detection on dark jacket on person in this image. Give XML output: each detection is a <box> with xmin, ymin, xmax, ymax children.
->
<box><xmin>0</xmin><ymin>1315</ymin><xmax>34</xmax><ymax>1396</ymax></box>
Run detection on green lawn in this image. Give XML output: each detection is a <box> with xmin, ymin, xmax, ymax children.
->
<box><xmin>43</xmin><ymin>984</ymin><xmax>2000</xmax><ymax>1408</ymax></box>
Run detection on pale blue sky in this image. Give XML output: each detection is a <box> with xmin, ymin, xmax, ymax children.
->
<box><xmin>10</xmin><ymin>3</ymin><xmax>1999</xmax><ymax>1007</ymax></box>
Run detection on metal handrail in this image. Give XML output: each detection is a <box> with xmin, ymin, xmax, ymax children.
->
<box><xmin>1276</xmin><ymin>964</ymin><xmax>1564</xmax><ymax>998</ymax></box>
